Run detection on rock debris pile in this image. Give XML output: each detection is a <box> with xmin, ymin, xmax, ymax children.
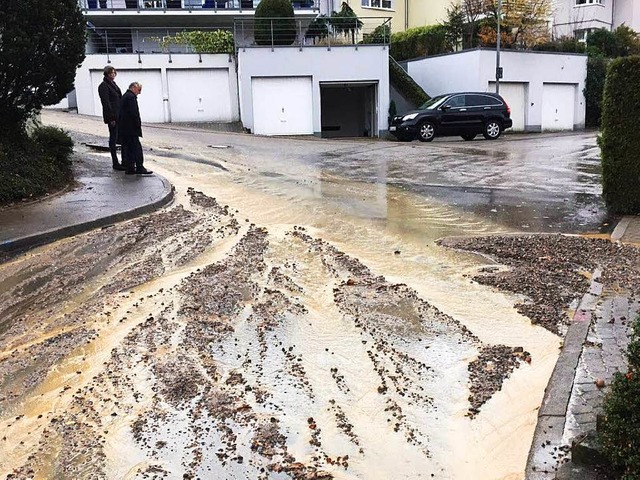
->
<box><xmin>440</xmin><ymin>234</ymin><xmax>640</xmax><ymax>334</ymax></box>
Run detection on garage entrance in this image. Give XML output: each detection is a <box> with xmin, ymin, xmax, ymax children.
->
<box><xmin>489</xmin><ymin>81</ymin><xmax>527</xmax><ymax>132</ymax></box>
<box><xmin>91</xmin><ymin>69</ymin><xmax>164</xmax><ymax>123</ymax></box>
<box><xmin>167</xmin><ymin>69</ymin><xmax>232</xmax><ymax>123</ymax></box>
<box><xmin>252</xmin><ymin>76</ymin><xmax>313</xmax><ymax>136</ymax></box>
<box><xmin>320</xmin><ymin>82</ymin><xmax>377</xmax><ymax>138</ymax></box>
<box><xmin>542</xmin><ymin>83</ymin><xmax>576</xmax><ymax>131</ymax></box>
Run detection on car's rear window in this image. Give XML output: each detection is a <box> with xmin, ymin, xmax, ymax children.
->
<box><xmin>467</xmin><ymin>95</ymin><xmax>503</xmax><ymax>106</ymax></box>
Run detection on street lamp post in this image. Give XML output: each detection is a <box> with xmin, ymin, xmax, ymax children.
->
<box><xmin>495</xmin><ymin>0</ymin><xmax>502</xmax><ymax>94</ymax></box>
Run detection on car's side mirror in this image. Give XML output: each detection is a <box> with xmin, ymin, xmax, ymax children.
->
<box><xmin>441</xmin><ymin>105</ymin><xmax>451</xmax><ymax>111</ymax></box>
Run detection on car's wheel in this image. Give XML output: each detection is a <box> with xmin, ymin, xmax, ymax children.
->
<box><xmin>461</xmin><ymin>134</ymin><xmax>476</xmax><ymax>141</ymax></box>
<box><xmin>417</xmin><ymin>121</ymin><xmax>436</xmax><ymax>142</ymax></box>
<box><xmin>483</xmin><ymin>120</ymin><xmax>502</xmax><ymax>140</ymax></box>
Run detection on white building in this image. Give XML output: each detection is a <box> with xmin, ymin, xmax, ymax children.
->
<box><xmin>402</xmin><ymin>48</ymin><xmax>587</xmax><ymax>132</ymax></box>
<box><xmin>553</xmin><ymin>0</ymin><xmax>640</xmax><ymax>40</ymax></box>
<box><xmin>72</xmin><ymin>0</ymin><xmax>391</xmax><ymax>137</ymax></box>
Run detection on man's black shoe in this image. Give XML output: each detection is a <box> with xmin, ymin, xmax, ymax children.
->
<box><xmin>136</xmin><ymin>168</ymin><xmax>153</xmax><ymax>175</ymax></box>
<box><xmin>125</xmin><ymin>169</ymin><xmax>137</xmax><ymax>175</ymax></box>
<box><xmin>112</xmin><ymin>164</ymin><xmax>126</xmax><ymax>171</ymax></box>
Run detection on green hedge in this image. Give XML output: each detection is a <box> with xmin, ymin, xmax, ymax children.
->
<box><xmin>598</xmin><ymin>56</ymin><xmax>640</xmax><ymax>213</ymax></box>
<box><xmin>0</xmin><ymin>126</ymin><xmax>74</xmax><ymax>205</ymax></box>
<box><xmin>157</xmin><ymin>30</ymin><xmax>234</xmax><ymax>54</ymax></box>
<box><xmin>600</xmin><ymin>316</ymin><xmax>640</xmax><ymax>478</ymax></box>
<box><xmin>389</xmin><ymin>59</ymin><xmax>429</xmax><ymax>108</ymax></box>
<box><xmin>584</xmin><ymin>56</ymin><xmax>609</xmax><ymax>128</ymax></box>
<box><xmin>390</xmin><ymin>25</ymin><xmax>449</xmax><ymax>61</ymax></box>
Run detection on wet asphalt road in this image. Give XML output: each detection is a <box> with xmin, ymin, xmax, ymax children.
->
<box><xmin>167</xmin><ymin>127</ymin><xmax>607</xmax><ymax>234</ymax></box>
<box><xmin>295</xmin><ymin>132</ymin><xmax>607</xmax><ymax>233</ymax></box>
<box><xmin>48</xmin><ymin>111</ymin><xmax>610</xmax><ymax>235</ymax></box>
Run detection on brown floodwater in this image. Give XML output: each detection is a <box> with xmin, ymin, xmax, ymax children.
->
<box><xmin>0</xmin><ymin>113</ymin><xmax>564</xmax><ymax>479</ymax></box>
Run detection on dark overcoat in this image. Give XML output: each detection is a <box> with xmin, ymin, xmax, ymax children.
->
<box><xmin>97</xmin><ymin>77</ymin><xmax>122</xmax><ymax>124</ymax></box>
<box><xmin>118</xmin><ymin>90</ymin><xmax>143</xmax><ymax>139</ymax></box>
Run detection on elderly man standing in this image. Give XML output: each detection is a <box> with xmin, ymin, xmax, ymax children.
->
<box><xmin>118</xmin><ymin>82</ymin><xmax>152</xmax><ymax>175</ymax></box>
<box><xmin>97</xmin><ymin>66</ymin><xmax>126</xmax><ymax>171</ymax></box>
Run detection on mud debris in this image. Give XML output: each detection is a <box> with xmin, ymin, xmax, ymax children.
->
<box><xmin>0</xmin><ymin>192</ymin><xmax>558</xmax><ymax>479</ymax></box>
<box><xmin>440</xmin><ymin>234</ymin><xmax>640</xmax><ymax>334</ymax></box>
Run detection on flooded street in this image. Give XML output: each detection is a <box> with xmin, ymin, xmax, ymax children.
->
<box><xmin>0</xmin><ymin>112</ymin><xmax>613</xmax><ymax>479</ymax></box>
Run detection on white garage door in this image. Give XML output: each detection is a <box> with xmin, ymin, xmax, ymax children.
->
<box><xmin>252</xmin><ymin>77</ymin><xmax>313</xmax><ymax>136</ymax></box>
<box><xmin>167</xmin><ymin>68</ymin><xmax>232</xmax><ymax>122</ymax></box>
<box><xmin>542</xmin><ymin>83</ymin><xmax>576</xmax><ymax>131</ymax></box>
<box><xmin>489</xmin><ymin>81</ymin><xmax>526</xmax><ymax>132</ymax></box>
<box><xmin>91</xmin><ymin>69</ymin><xmax>164</xmax><ymax>123</ymax></box>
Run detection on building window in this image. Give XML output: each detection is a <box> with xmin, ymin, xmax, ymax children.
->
<box><xmin>361</xmin><ymin>0</ymin><xmax>392</xmax><ymax>9</ymax></box>
<box><xmin>574</xmin><ymin>28</ymin><xmax>594</xmax><ymax>42</ymax></box>
<box><xmin>575</xmin><ymin>0</ymin><xmax>603</xmax><ymax>4</ymax></box>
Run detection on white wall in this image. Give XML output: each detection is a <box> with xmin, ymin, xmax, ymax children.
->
<box><xmin>75</xmin><ymin>53</ymin><xmax>240</xmax><ymax>123</ymax></box>
<box><xmin>404</xmin><ymin>48</ymin><xmax>587</xmax><ymax>131</ymax></box>
<box><xmin>614</xmin><ymin>0</ymin><xmax>640</xmax><ymax>32</ymax></box>
<box><xmin>553</xmin><ymin>0</ymin><xmax>614</xmax><ymax>38</ymax></box>
<box><xmin>237</xmin><ymin>45</ymin><xmax>389</xmax><ymax>136</ymax></box>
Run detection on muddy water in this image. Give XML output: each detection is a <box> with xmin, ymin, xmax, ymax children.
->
<box><xmin>0</xmin><ymin>114</ymin><xmax>562</xmax><ymax>479</ymax></box>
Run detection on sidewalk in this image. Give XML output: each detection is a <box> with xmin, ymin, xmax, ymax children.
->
<box><xmin>0</xmin><ymin>151</ymin><xmax>174</xmax><ymax>256</ymax></box>
<box><xmin>525</xmin><ymin>216</ymin><xmax>640</xmax><ymax>479</ymax></box>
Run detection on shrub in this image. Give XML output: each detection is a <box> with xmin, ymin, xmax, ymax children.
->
<box><xmin>600</xmin><ymin>316</ymin><xmax>640</xmax><ymax>478</ymax></box>
<box><xmin>157</xmin><ymin>30</ymin><xmax>234</xmax><ymax>53</ymax></box>
<box><xmin>31</xmin><ymin>126</ymin><xmax>74</xmax><ymax>173</ymax></box>
<box><xmin>533</xmin><ymin>36</ymin><xmax>586</xmax><ymax>53</ymax></box>
<box><xmin>362</xmin><ymin>23</ymin><xmax>390</xmax><ymax>45</ymax></box>
<box><xmin>598</xmin><ymin>55</ymin><xmax>640</xmax><ymax>213</ymax></box>
<box><xmin>390</xmin><ymin>25</ymin><xmax>450</xmax><ymax>61</ymax></box>
<box><xmin>584</xmin><ymin>56</ymin><xmax>609</xmax><ymax>128</ymax></box>
<box><xmin>254</xmin><ymin>0</ymin><xmax>296</xmax><ymax>46</ymax></box>
<box><xmin>305</xmin><ymin>15</ymin><xmax>329</xmax><ymax>42</ymax></box>
<box><xmin>0</xmin><ymin>127</ymin><xmax>74</xmax><ymax>205</ymax></box>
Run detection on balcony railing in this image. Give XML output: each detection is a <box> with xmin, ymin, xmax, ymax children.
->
<box><xmin>234</xmin><ymin>16</ymin><xmax>391</xmax><ymax>48</ymax></box>
<box><xmin>80</xmin><ymin>0</ymin><xmax>317</xmax><ymax>11</ymax></box>
<box><xmin>85</xmin><ymin>17</ymin><xmax>390</xmax><ymax>56</ymax></box>
<box><xmin>86</xmin><ymin>26</ymin><xmax>233</xmax><ymax>54</ymax></box>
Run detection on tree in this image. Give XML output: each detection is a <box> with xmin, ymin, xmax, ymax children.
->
<box><xmin>478</xmin><ymin>0</ymin><xmax>553</xmax><ymax>49</ymax></box>
<box><xmin>254</xmin><ymin>0</ymin><xmax>297</xmax><ymax>46</ymax></box>
<box><xmin>441</xmin><ymin>4</ymin><xmax>465</xmax><ymax>51</ymax></box>
<box><xmin>587</xmin><ymin>28</ymin><xmax>619</xmax><ymax>57</ymax></box>
<box><xmin>586</xmin><ymin>26</ymin><xmax>640</xmax><ymax>58</ymax></box>
<box><xmin>0</xmin><ymin>0</ymin><xmax>86</xmax><ymax>139</ymax></box>
<box><xmin>329</xmin><ymin>2</ymin><xmax>363</xmax><ymax>44</ymax></box>
<box><xmin>614</xmin><ymin>25</ymin><xmax>640</xmax><ymax>56</ymax></box>
<box><xmin>461</xmin><ymin>0</ymin><xmax>484</xmax><ymax>48</ymax></box>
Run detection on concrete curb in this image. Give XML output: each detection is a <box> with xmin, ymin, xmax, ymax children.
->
<box><xmin>525</xmin><ymin>269</ymin><xmax>603</xmax><ymax>479</ymax></box>
<box><xmin>610</xmin><ymin>216</ymin><xmax>631</xmax><ymax>242</ymax></box>
<box><xmin>0</xmin><ymin>177</ymin><xmax>174</xmax><ymax>256</ymax></box>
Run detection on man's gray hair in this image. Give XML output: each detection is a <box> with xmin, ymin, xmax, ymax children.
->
<box><xmin>103</xmin><ymin>65</ymin><xmax>116</xmax><ymax>76</ymax></box>
<box><xmin>129</xmin><ymin>82</ymin><xmax>142</xmax><ymax>89</ymax></box>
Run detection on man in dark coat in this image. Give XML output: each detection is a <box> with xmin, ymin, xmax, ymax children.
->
<box><xmin>118</xmin><ymin>82</ymin><xmax>152</xmax><ymax>175</ymax></box>
<box><xmin>97</xmin><ymin>65</ymin><xmax>126</xmax><ymax>171</ymax></box>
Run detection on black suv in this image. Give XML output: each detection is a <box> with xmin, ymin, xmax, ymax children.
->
<box><xmin>389</xmin><ymin>92</ymin><xmax>513</xmax><ymax>142</ymax></box>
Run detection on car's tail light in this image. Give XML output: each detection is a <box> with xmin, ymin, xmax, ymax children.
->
<box><xmin>505</xmin><ymin>101</ymin><xmax>511</xmax><ymax>117</ymax></box>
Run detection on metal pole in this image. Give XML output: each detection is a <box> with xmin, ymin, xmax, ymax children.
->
<box><xmin>495</xmin><ymin>0</ymin><xmax>501</xmax><ymax>94</ymax></box>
